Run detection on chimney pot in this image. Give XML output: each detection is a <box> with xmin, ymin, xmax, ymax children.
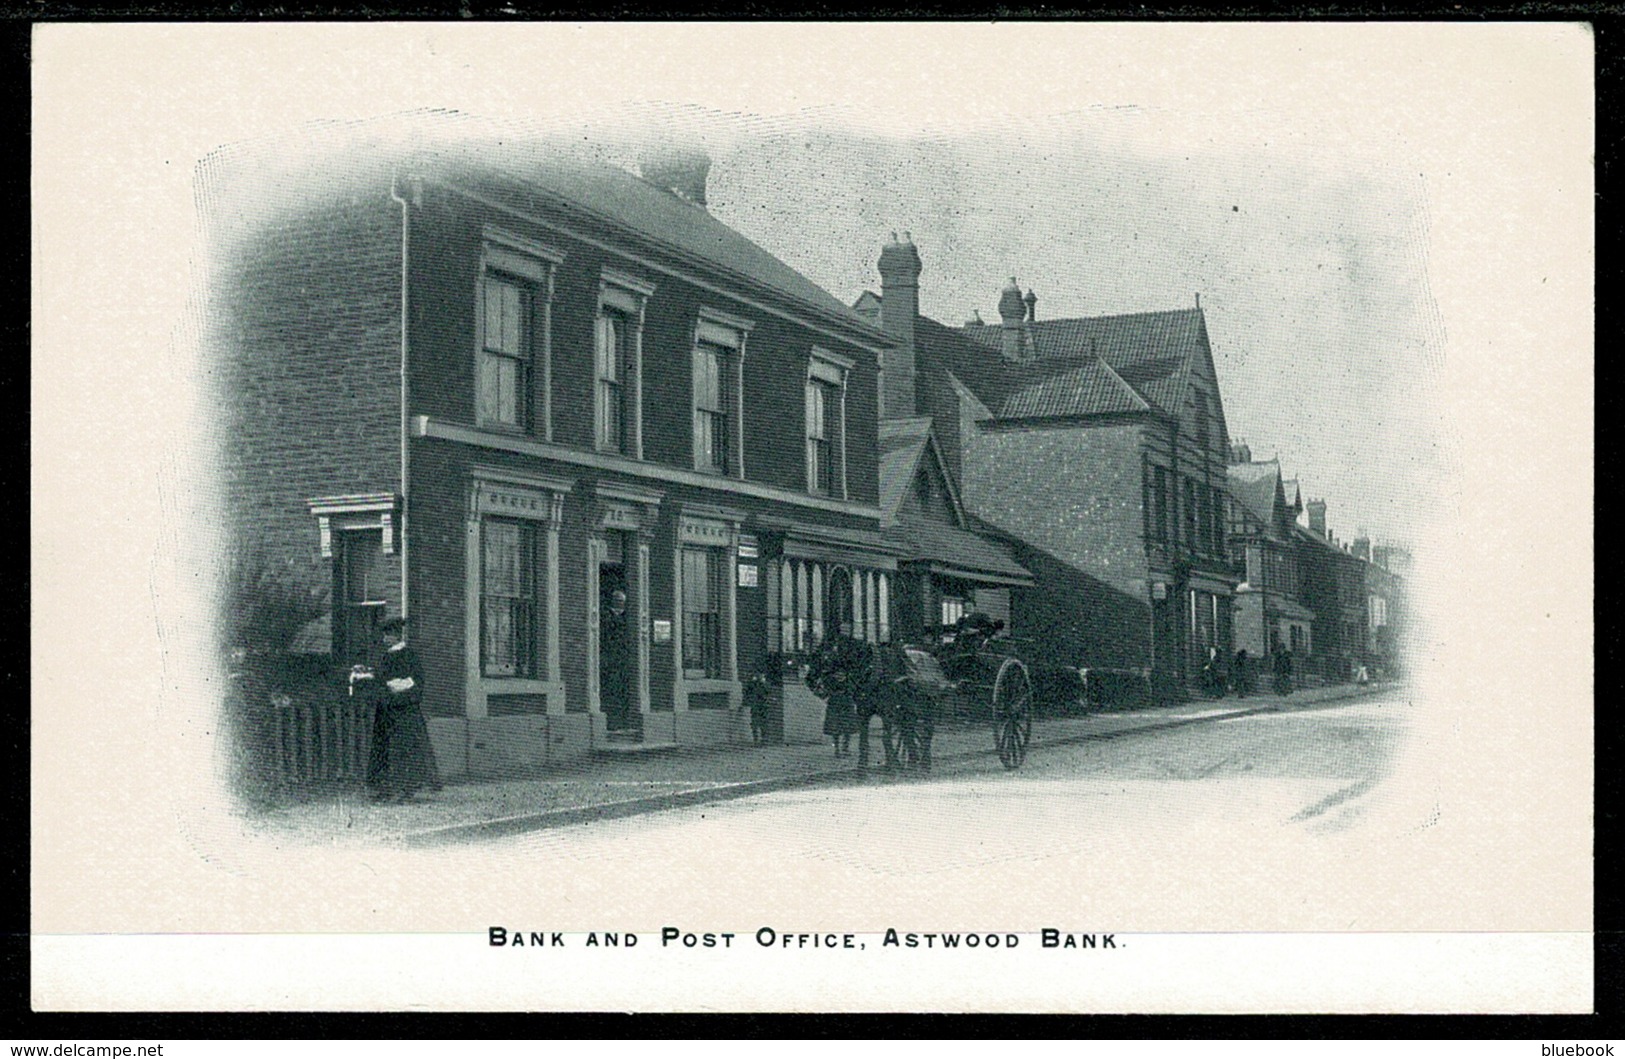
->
<box><xmin>878</xmin><ymin>234</ymin><xmax>924</xmax><ymax>417</ymax></box>
<box><xmin>638</xmin><ymin>144</ymin><xmax>711</xmax><ymax>208</ymax></box>
<box><xmin>998</xmin><ymin>277</ymin><xmax>1026</xmax><ymax>360</ymax></box>
<box><xmin>1024</xmin><ymin>288</ymin><xmax>1037</xmax><ymax>322</ymax></box>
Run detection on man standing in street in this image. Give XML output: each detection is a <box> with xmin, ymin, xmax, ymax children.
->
<box><xmin>353</xmin><ymin>616</ymin><xmax>441</xmax><ymax>803</ymax></box>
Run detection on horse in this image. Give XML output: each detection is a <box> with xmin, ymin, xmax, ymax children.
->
<box><xmin>806</xmin><ymin>637</ymin><xmax>937</xmax><ymax>771</ymax></box>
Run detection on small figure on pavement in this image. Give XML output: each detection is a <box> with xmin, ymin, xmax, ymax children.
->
<box><xmin>1272</xmin><ymin>647</ymin><xmax>1295</xmax><ymax>696</ymax></box>
<box><xmin>354</xmin><ymin>616</ymin><xmax>441</xmax><ymax>803</ymax></box>
<box><xmin>744</xmin><ymin>658</ymin><xmax>778</xmax><ymax>746</ymax></box>
<box><xmin>1201</xmin><ymin>646</ymin><xmax>1227</xmax><ymax>698</ymax></box>
<box><xmin>807</xmin><ymin>618</ymin><xmax>868</xmax><ymax>759</ymax></box>
<box><xmin>1232</xmin><ymin>648</ymin><xmax>1253</xmax><ymax>697</ymax></box>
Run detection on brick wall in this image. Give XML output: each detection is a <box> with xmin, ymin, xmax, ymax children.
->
<box><xmin>405</xmin><ymin>183</ymin><xmax>881</xmax><ymax>505</ymax></box>
<box><xmin>204</xmin><ymin>150</ymin><xmax>404</xmax><ymax>631</ymax></box>
<box><xmin>963</xmin><ymin>421</ymin><xmax>1150</xmax><ymax>600</ymax></box>
<box><xmin>961</xmin><ymin>420</ymin><xmax>1153</xmax><ymax>672</ymax></box>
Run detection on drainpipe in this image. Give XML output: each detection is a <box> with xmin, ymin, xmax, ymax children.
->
<box><xmin>389</xmin><ymin>174</ymin><xmax>418</xmax><ymax>621</ymax></box>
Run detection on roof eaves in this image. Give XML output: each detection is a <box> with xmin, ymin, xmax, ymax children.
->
<box><xmin>424</xmin><ymin>160</ymin><xmax>892</xmax><ymax>348</ymax></box>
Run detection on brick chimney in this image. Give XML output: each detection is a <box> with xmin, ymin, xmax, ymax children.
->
<box><xmin>1352</xmin><ymin>536</ymin><xmax>1371</xmax><ymax>561</ymax></box>
<box><xmin>878</xmin><ymin>231</ymin><xmax>923</xmax><ymax>418</ymax></box>
<box><xmin>998</xmin><ymin>277</ymin><xmax>1026</xmax><ymax>360</ymax></box>
<box><xmin>638</xmin><ymin>145</ymin><xmax>711</xmax><ymax>208</ymax></box>
<box><xmin>1307</xmin><ymin>498</ymin><xmax>1328</xmax><ymax>539</ymax></box>
<box><xmin>1229</xmin><ymin>441</ymin><xmax>1252</xmax><ymax>464</ymax></box>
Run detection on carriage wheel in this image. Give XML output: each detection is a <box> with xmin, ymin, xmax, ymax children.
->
<box><xmin>993</xmin><ymin>659</ymin><xmax>1033</xmax><ymax>770</ymax></box>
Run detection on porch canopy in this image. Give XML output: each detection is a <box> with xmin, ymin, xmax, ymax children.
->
<box><xmin>885</xmin><ymin>508</ymin><xmax>1032</xmax><ymax>587</ymax></box>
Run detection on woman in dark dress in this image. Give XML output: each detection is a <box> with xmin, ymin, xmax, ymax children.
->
<box><xmin>808</xmin><ymin>622</ymin><xmax>864</xmax><ymax>758</ymax></box>
<box><xmin>356</xmin><ymin>617</ymin><xmax>441</xmax><ymax>802</ymax></box>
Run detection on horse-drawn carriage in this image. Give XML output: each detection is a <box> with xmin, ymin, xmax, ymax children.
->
<box><xmin>804</xmin><ymin>612</ymin><xmax>1036</xmax><ymax>773</ymax></box>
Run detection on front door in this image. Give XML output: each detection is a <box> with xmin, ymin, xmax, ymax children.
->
<box><xmin>599</xmin><ymin>559</ymin><xmax>635</xmax><ymax>732</ymax></box>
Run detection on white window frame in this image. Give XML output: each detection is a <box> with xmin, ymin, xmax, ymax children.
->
<box><xmin>692</xmin><ymin>308</ymin><xmax>752</xmax><ymax>479</ymax></box>
<box><xmin>806</xmin><ymin>347</ymin><xmax>853</xmax><ymax>499</ymax></box>
<box><xmin>595</xmin><ymin>268</ymin><xmax>655</xmax><ymax>460</ymax></box>
<box><xmin>477</xmin><ymin>227</ymin><xmax>562</xmax><ymax>439</ymax></box>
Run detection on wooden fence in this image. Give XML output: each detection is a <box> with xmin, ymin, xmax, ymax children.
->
<box><xmin>269</xmin><ymin>693</ymin><xmax>374</xmax><ymax>788</ymax></box>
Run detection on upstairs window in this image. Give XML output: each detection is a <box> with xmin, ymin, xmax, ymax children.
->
<box><xmin>693</xmin><ymin>342</ymin><xmax>730</xmax><ymax>472</ymax></box>
<box><xmin>595</xmin><ymin>270</ymin><xmax>654</xmax><ymax>458</ymax></box>
<box><xmin>692</xmin><ymin>311</ymin><xmax>750</xmax><ymax>477</ymax></box>
<box><xmin>479</xmin><ymin>276</ymin><xmax>531</xmax><ymax>429</ymax></box>
<box><xmin>806</xmin><ymin>379</ymin><xmax>834</xmax><ymax>495</ymax></box>
<box><xmin>805</xmin><ymin>348</ymin><xmax>852</xmax><ymax>498</ymax></box>
<box><xmin>1185</xmin><ymin>478</ymin><xmax>1200</xmax><ymax>550</ymax></box>
<box><xmin>476</xmin><ymin>228</ymin><xmax>560</xmax><ymax>436</ymax></box>
<box><xmin>596</xmin><ymin>308</ymin><xmax>632</xmax><ymax>453</ymax></box>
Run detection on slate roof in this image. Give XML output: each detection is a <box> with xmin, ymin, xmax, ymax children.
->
<box><xmin>995</xmin><ymin>356</ymin><xmax>1151</xmax><ymax>419</ymax></box>
<box><xmin>886</xmin><ymin>509</ymin><xmax>1033</xmax><ymax>584</ymax></box>
<box><xmin>427</xmin><ymin>138</ymin><xmax>883</xmax><ymax>335</ymax></box>
<box><xmin>1227</xmin><ymin>460</ymin><xmax>1285</xmax><ymax>527</ymax></box>
<box><xmin>962</xmin><ymin>308</ymin><xmax>1208</xmax><ymax>415</ymax></box>
<box><xmin>1294</xmin><ymin>523</ymin><xmax>1354</xmax><ymax>557</ymax></box>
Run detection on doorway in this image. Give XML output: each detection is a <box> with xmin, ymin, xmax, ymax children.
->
<box><xmin>598</xmin><ymin>533</ymin><xmax>637</xmax><ymax>734</ymax></box>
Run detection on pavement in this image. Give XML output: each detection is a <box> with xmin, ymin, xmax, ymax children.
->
<box><xmin>243</xmin><ymin>682</ymin><xmax>1401</xmax><ymax>848</ymax></box>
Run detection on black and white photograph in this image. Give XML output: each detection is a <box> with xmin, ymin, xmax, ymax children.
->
<box><xmin>30</xmin><ymin>21</ymin><xmax>1593</xmax><ymax>1014</ymax></box>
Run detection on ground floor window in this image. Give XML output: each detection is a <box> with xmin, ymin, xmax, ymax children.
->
<box><xmin>482</xmin><ymin>517</ymin><xmax>542</xmax><ymax>678</ymax></box>
<box><xmin>774</xmin><ymin>559</ymin><xmax>890</xmax><ymax>653</ymax></box>
<box><xmin>682</xmin><ymin>546</ymin><xmax>725</xmax><ymax>679</ymax></box>
<box><xmin>941</xmin><ymin>595</ymin><xmax>969</xmax><ymax>628</ymax></box>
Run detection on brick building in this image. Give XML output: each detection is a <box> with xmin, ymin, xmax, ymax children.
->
<box><xmin>1293</xmin><ymin>499</ymin><xmax>1370</xmax><ymax>683</ymax></box>
<box><xmin>206</xmin><ymin>131</ymin><xmax>898</xmax><ymax>776</ymax></box>
<box><xmin>1225</xmin><ymin>444</ymin><xmax>1315</xmax><ymax>663</ymax></box>
<box><xmin>858</xmin><ymin>235</ymin><xmax>1240</xmax><ymax>698</ymax></box>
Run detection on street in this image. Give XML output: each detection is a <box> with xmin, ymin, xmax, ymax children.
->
<box><xmin>454</xmin><ymin>693</ymin><xmax>1417</xmax><ymax>934</ymax></box>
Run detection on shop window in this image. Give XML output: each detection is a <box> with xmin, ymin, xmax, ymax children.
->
<box><xmin>681</xmin><ymin>547</ymin><xmax>725</xmax><ymax>679</ymax></box>
<box><xmin>481</xmin><ymin>518</ymin><xmax>542</xmax><ymax>678</ymax></box>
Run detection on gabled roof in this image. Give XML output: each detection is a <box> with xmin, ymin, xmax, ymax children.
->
<box><xmin>877</xmin><ymin>417</ymin><xmax>1029</xmax><ymax>584</ymax></box>
<box><xmin>1282</xmin><ymin>477</ymin><xmax>1303</xmax><ymax>511</ymax></box>
<box><xmin>425</xmin><ymin>138</ymin><xmax>883</xmax><ymax>336</ymax></box>
<box><xmin>962</xmin><ymin>308</ymin><xmax>1208</xmax><ymax>415</ymax></box>
<box><xmin>995</xmin><ymin>355</ymin><xmax>1152</xmax><ymax>420</ymax></box>
<box><xmin>878</xmin><ymin>417</ymin><xmax>939</xmax><ymax>524</ymax></box>
<box><xmin>1227</xmin><ymin>459</ymin><xmax>1285</xmax><ymax>527</ymax></box>
<box><xmin>916</xmin><ymin>314</ymin><xmax>1028</xmax><ymax>411</ymax></box>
